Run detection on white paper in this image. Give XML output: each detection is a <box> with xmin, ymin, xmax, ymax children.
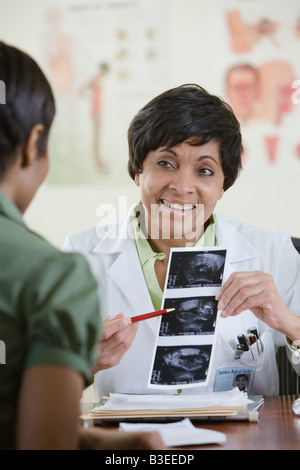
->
<box><xmin>148</xmin><ymin>246</ymin><xmax>228</xmax><ymax>389</ymax></box>
<box><xmin>119</xmin><ymin>418</ymin><xmax>226</xmax><ymax>447</ymax></box>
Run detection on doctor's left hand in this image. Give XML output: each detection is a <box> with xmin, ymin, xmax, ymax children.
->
<box><xmin>91</xmin><ymin>313</ymin><xmax>138</xmax><ymax>374</ymax></box>
<box><xmin>216</xmin><ymin>270</ymin><xmax>293</xmax><ymax>334</ymax></box>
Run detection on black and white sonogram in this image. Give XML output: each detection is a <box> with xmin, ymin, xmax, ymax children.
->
<box><xmin>167</xmin><ymin>250</ymin><xmax>226</xmax><ymax>288</ymax></box>
<box><xmin>150</xmin><ymin>345</ymin><xmax>212</xmax><ymax>386</ymax></box>
<box><xmin>160</xmin><ymin>297</ymin><xmax>217</xmax><ymax>336</ymax></box>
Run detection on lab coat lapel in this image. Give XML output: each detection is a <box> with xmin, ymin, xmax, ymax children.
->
<box><xmin>92</xmin><ymin>213</ymin><xmax>158</xmax><ymax>334</ymax></box>
<box><xmin>215</xmin><ymin>213</ymin><xmax>259</xmax><ymax>277</ymax></box>
<box><xmin>108</xmin><ymin>239</ymin><xmax>154</xmax><ymax>316</ymax></box>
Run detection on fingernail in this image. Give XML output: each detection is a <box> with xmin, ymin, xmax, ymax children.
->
<box><xmin>218</xmin><ymin>300</ymin><xmax>225</xmax><ymax>310</ymax></box>
<box><xmin>104</xmin><ymin>315</ymin><xmax>113</xmax><ymax>322</ymax></box>
<box><xmin>215</xmin><ymin>289</ymin><xmax>222</xmax><ymax>300</ymax></box>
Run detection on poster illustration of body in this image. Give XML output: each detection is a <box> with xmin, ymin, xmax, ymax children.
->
<box><xmin>41</xmin><ymin>0</ymin><xmax>170</xmax><ymax>184</ymax></box>
<box><xmin>148</xmin><ymin>247</ymin><xmax>227</xmax><ymax>389</ymax></box>
<box><xmin>211</xmin><ymin>0</ymin><xmax>300</xmax><ymax>175</ymax></box>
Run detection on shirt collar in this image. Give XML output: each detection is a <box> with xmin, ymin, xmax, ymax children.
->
<box><xmin>132</xmin><ymin>203</ymin><xmax>216</xmax><ymax>262</ymax></box>
<box><xmin>131</xmin><ymin>203</ymin><xmax>166</xmax><ymax>267</ymax></box>
<box><xmin>0</xmin><ymin>190</ymin><xmax>26</xmax><ymax>228</ymax></box>
<box><xmin>195</xmin><ymin>214</ymin><xmax>216</xmax><ymax>247</ymax></box>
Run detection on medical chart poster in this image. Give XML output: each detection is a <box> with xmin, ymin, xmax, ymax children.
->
<box><xmin>40</xmin><ymin>0</ymin><xmax>171</xmax><ymax>184</ymax></box>
<box><xmin>210</xmin><ymin>0</ymin><xmax>300</xmax><ymax>176</ymax></box>
<box><xmin>148</xmin><ymin>247</ymin><xmax>227</xmax><ymax>389</ymax></box>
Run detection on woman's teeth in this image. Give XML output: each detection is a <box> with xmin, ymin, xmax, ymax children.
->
<box><xmin>162</xmin><ymin>200</ymin><xmax>194</xmax><ymax>212</ymax></box>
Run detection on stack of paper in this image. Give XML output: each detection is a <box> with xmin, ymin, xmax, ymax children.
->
<box><xmin>81</xmin><ymin>388</ymin><xmax>252</xmax><ymax>422</ymax></box>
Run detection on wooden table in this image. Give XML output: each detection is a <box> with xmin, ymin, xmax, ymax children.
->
<box><xmin>82</xmin><ymin>396</ymin><xmax>300</xmax><ymax>450</ymax></box>
<box><xmin>198</xmin><ymin>395</ymin><xmax>300</xmax><ymax>450</ymax></box>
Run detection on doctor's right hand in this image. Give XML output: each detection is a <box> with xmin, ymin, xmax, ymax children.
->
<box><xmin>91</xmin><ymin>313</ymin><xmax>138</xmax><ymax>374</ymax></box>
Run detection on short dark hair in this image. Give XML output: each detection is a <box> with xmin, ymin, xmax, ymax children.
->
<box><xmin>0</xmin><ymin>42</ymin><xmax>55</xmax><ymax>179</ymax></box>
<box><xmin>127</xmin><ymin>84</ymin><xmax>243</xmax><ymax>191</ymax></box>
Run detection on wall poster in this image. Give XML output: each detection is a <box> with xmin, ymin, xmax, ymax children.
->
<box><xmin>211</xmin><ymin>0</ymin><xmax>300</xmax><ymax>176</ymax></box>
<box><xmin>40</xmin><ymin>0</ymin><xmax>171</xmax><ymax>184</ymax></box>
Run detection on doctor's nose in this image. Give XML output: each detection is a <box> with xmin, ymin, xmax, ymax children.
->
<box><xmin>168</xmin><ymin>169</ymin><xmax>196</xmax><ymax>195</ymax></box>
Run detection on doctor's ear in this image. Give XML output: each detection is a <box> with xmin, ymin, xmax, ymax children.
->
<box><xmin>135</xmin><ymin>174</ymin><xmax>140</xmax><ymax>186</ymax></box>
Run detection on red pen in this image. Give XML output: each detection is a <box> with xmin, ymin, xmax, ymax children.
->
<box><xmin>129</xmin><ymin>308</ymin><xmax>175</xmax><ymax>323</ymax></box>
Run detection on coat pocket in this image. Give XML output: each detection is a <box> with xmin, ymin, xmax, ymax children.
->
<box><xmin>211</xmin><ymin>332</ymin><xmax>279</xmax><ymax>396</ymax></box>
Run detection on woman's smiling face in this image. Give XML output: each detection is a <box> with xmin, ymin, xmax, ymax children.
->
<box><xmin>135</xmin><ymin>139</ymin><xmax>225</xmax><ymax>246</ymax></box>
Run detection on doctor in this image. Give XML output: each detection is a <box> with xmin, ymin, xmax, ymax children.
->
<box><xmin>64</xmin><ymin>84</ymin><xmax>300</xmax><ymax>396</ymax></box>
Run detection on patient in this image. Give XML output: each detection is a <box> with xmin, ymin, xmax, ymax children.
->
<box><xmin>0</xmin><ymin>41</ymin><xmax>165</xmax><ymax>450</ymax></box>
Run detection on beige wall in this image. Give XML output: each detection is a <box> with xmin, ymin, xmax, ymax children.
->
<box><xmin>1</xmin><ymin>0</ymin><xmax>300</xmax><ymax>248</ymax></box>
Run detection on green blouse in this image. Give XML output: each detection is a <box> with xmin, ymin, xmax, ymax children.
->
<box><xmin>0</xmin><ymin>191</ymin><xmax>101</xmax><ymax>449</ymax></box>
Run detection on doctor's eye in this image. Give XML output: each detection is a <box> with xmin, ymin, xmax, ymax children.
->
<box><xmin>196</xmin><ymin>167</ymin><xmax>214</xmax><ymax>176</ymax></box>
<box><xmin>157</xmin><ymin>160</ymin><xmax>175</xmax><ymax>169</ymax></box>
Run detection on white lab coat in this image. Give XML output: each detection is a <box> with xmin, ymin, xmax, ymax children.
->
<box><xmin>63</xmin><ymin>211</ymin><xmax>300</xmax><ymax>396</ymax></box>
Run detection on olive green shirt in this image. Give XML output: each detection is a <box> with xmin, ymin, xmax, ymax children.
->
<box><xmin>132</xmin><ymin>204</ymin><xmax>216</xmax><ymax>310</ymax></box>
<box><xmin>0</xmin><ymin>191</ymin><xmax>101</xmax><ymax>449</ymax></box>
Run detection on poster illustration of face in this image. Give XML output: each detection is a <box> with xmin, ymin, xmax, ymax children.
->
<box><xmin>212</xmin><ymin>0</ymin><xmax>300</xmax><ymax>174</ymax></box>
